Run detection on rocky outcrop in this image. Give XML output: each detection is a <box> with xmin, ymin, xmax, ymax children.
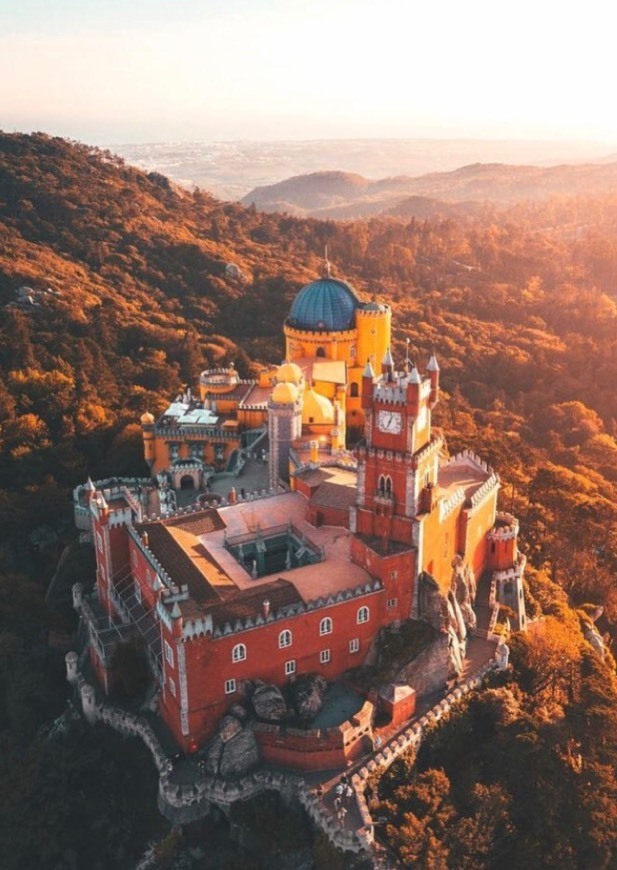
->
<box><xmin>251</xmin><ymin>683</ymin><xmax>288</xmax><ymax>722</ymax></box>
<box><xmin>289</xmin><ymin>673</ymin><xmax>327</xmax><ymax>723</ymax></box>
<box><xmin>219</xmin><ymin>728</ymin><xmax>260</xmax><ymax>777</ymax></box>
<box><xmin>395</xmin><ymin>633</ymin><xmax>452</xmax><ymax>695</ymax></box>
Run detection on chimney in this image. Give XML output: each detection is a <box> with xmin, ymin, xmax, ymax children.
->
<box><xmin>263</xmin><ymin>599</ymin><xmax>271</xmax><ymax>619</ymax></box>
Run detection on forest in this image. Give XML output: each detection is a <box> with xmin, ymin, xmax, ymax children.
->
<box><xmin>2</xmin><ymin>131</ymin><xmax>617</xmax><ymax>866</ymax></box>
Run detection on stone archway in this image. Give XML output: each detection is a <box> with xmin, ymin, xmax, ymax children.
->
<box><xmin>180</xmin><ymin>474</ymin><xmax>195</xmax><ymax>490</ymax></box>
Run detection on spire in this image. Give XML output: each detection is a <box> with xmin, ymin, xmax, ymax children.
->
<box><xmin>363</xmin><ymin>358</ymin><xmax>375</xmax><ymax>378</ymax></box>
<box><xmin>171</xmin><ymin>601</ymin><xmax>182</xmax><ymax>619</ymax></box>
<box><xmin>409</xmin><ymin>362</ymin><xmax>421</xmax><ymax>384</ymax></box>
<box><xmin>382</xmin><ymin>346</ymin><xmax>394</xmax><ymax>368</ymax></box>
<box><xmin>427</xmin><ymin>349</ymin><xmax>440</xmax><ymax>372</ymax></box>
<box><xmin>85</xmin><ymin>477</ymin><xmax>96</xmax><ymax>492</ymax></box>
<box><xmin>322</xmin><ymin>245</ymin><xmax>332</xmax><ymax>279</ymax></box>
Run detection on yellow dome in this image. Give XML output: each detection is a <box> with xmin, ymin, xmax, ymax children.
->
<box><xmin>271</xmin><ymin>382</ymin><xmax>299</xmax><ymax>404</ymax></box>
<box><xmin>302</xmin><ymin>388</ymin><xmax>335</xmax><ymax>429</ymax></box>
<box><xmin>140</xmin><ymin>411</ymin><xmax>155</xmax><ymax>425</ymax></box>
<box><xmin>276</xmin><ymin>361</ymin><xmax>303</xmax><ymax>385</ymax></box>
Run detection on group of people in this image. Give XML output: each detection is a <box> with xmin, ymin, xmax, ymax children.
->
<box><xmin>333</xmin><ymin>773</ymin><xmax>354</xmax><ymax>824</ymax></box>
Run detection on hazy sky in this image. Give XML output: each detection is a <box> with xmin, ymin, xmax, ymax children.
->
<box><xmin>1</xmin><ymin>0</ymin><xmax>615</xmax><ymax>144</ymax></box>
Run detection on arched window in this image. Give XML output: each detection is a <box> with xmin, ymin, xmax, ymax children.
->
<box><xmin>378</xmin><ymin>474</ymin><xmax>386</xmax><ymax>496</ymax></box>
<box><xmin>316</xmin><ymin>346</ymin><xmax>326</xmax><ymax>358</ymax></box>
<box><xmin>319</xmin><ymin>616</ymin><xmax>333</xmax><ymax>636</ymax></box>
<box><xmin>232</xmin><ymin>643</ymin><xmax>246</xmax><ymax>663</ymax></box>
<box><xmin>279</xmin><ymin>629</ymin><xmax>292</xmax><ymax>649</ymax></box>
<box><xmin>385</xmin><ymin>476</ymin><xmax>392</xmax><ymax>496</ymax></box>
<box><xmin>350</xmin><ymin>382</ymin><xmax>359</xmax><ymax>398</ymax></box>
<box><xmin>357</xmin><ymin>606</ymin><xmax>370</xmax><ymax>624</ymax></box>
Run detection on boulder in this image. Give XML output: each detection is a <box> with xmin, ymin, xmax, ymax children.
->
<box><xmin>229</xmin><ymin>703</ymin><xmax>249</xmax><ymax>722</ymax></box>
<box><xmin>251</xmin><ymin>683</ymin><xmax>288</xmax><ymax>721</ymax></box>
<box><xmin>204</xmin><ymin>736</ymin><xmax>224</xmax><ymax>774</ymax></box>
<box><xmin>219</xmin><ymin>728</ymin><xmax>260</xmax><ymax>777</ymax></box>
<box><xmin>218</xmin><ymin>714</ymin><xmax>243</xmax><ymax>743</ymax></box>
<box><xmin>289</xmin><ymin>673</ymin><xmax>327</xmax><ymax>722</ymax></box>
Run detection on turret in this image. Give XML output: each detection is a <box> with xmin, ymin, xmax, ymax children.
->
<box><xmin>141</xmin><ymin>411</ymin><xmax>156</xmax><ymax>469</ymax></box>
<box><xmin>427</xmin><ymin>351</ymin><xmax>440</xmax><ymax>408</ymax></box>
<box><xmin>406</xmin><ymin>362</ymin><xmax>421</xmax><ymax>417</ymax></box>
<box><xmin>361</xmin><ymin>359</ymin><xmax>375</xmax><ymax>410</ymax></box>
<box><xmin>381</xmin><ymin>346</ymin><xmax>394</xmax><ymax>379</ymax></box>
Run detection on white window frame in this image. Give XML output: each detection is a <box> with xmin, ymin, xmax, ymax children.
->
<box><xmin>349</xmin><ymin>638</ymin><xmax>360</xmax><ymax>653</ymax></box>
<box><xmin>357</xmin><ymin>606</ymin><xmax>370</xmax><ymax>624</ymax></box>
<box><xmin>319</xmin><ymin>616</ymin><xmax>333</xmax><ymax>636</ymax></box>
<box><xmin>320</xmin><ymin>648</ymin><xmax>331</xmax><ymax>664</ymax></box>
<box><xmin>97</xmin><ymin>532</ymin><xmax>103</xmax><ymax>553</ymax></box>
<box><xmin>232</xmin><ymin>643</ymin><xmax>246</xmax><ymax>663</ymax></box>
<box><xmin>284</xmin><ymin>659</ymin><xmax>296</xmax><ymax>676</ymax></box>
<box><xmin>134</xmin><ymin>581</ymin><xmax>142</xmax><ymax>604</ymax></box>
<box><xmin>168</xmin><ymin>677</ymin><xmax>176</xmax><ymax>697</ymax></box>
<box><xmin>279</xmin><ymin>629</ymin><xmax>292</xmax><ymax>649</ymax></box>
<box><xmin>225</xmin><ymin>678</ymin><xmax>236</xmax><ymax>695</ymax></box>
<box><xmin>164</xmin><ymin>640</ymin><xmax>174</xmax><ymax>668</ymax></box>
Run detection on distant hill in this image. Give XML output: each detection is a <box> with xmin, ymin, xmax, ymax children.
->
<box><xmin>243</xmin><ymin>161</ymin><xmax>617</xmax><ymax>219</ymax></box>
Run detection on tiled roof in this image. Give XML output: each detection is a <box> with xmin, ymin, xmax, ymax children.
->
<box><xmin>136</xmin><ymin>522</ymin><xmax>235</xmax><ymax>604</ymax></box>
<box><xmin>206</xmin><ymin>578</ymin><xmax>302</xmax><ymax>624</ymax></box>
<box><xmin>165</xmin><ymin>509</ymin><xmax>226</xmax><ymax>536</ymax></box>
<box><xmin>309</xmin><ymin>481</ymin><xmax>357</xmax><ymax>511</ymax></box>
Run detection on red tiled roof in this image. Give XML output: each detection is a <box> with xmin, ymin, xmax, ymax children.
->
<box><xmin>135</xmin><ymin>522</ymin><xmax>235</xmax><ymax>604</ymax></box>
<box><xmin>205</xmin><ymin>578</ymin><xmax>302</xmax><ymax>624</ymax></box>
<box><xmin>164</xmin><ymin>508</ymin><xmax>226</xmax><ymax>536</ymax></box>
<box><xmin>309</xmin><ymin>481</ymin><xmax>357</xmax><ymax>511</ymax></box>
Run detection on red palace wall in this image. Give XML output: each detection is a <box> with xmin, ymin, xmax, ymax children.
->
<box><xmin>159</xmin><ymin>592</ymin><xmax>383</xmax><ymax>746</ymax></box>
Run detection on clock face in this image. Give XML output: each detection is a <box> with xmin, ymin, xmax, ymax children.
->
<box><xmin>377</xmin><ymin>410</ymin><xmax>402</xmax><ymax>434</ymax></box>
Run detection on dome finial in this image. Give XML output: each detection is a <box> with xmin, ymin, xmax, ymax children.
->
<box><xmin>322</xmin><ymin>244</ymin><xmax>331</xmax><ymax>279</ymax></box>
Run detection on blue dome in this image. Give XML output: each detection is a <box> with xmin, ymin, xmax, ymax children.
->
<box><xmin>288</xmin><ymin>278</ymin><xmax>360</xmax><ymax>332</ymax></box>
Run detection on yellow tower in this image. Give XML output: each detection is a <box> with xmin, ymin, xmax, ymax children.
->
<box><xmin>284</xmin><ymin>267</ymin><xmax>391</xmax><ymax>439</ymax></box>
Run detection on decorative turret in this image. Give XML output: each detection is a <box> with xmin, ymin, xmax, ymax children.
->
<box><xmin>141</xmin><ymin>411</ymin><xmax>156</xmax><ymax>468</ymax></box>
<box><xmin>427</xmin><ymin>350</ymin><xmax>440</xmax><ymax>407</ymax></box>
<box><xmin>361</xmin><ymin>359</ymin><xmax>375</xmax><ymax>410</ymax></box>
<box><xmin>406</xmin><ymin>362</ymin><xmax>421</xmax><ymax>416</ymax></box>
<box><xmin>381</xmin><ymin>346</ymin><xmax>394</xmax><ymax>379</ymax></box>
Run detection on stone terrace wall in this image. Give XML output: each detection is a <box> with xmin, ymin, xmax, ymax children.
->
<box><xmin>254</xmin><ymin>700</ymin><xmax>374</xmax><ymax>771</ymax></box>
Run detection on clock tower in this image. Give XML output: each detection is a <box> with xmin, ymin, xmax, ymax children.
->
<box><xmin>352</xmin><ymin>349</ymin><xmax>441</xmax><ymax>545</ymax></box>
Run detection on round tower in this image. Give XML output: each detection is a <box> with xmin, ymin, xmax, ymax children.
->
<box><xmin>268</xmin><ymin>382</ymin><xmax>302</xmax><ymax>488</ymax></box>
<box><xmin>140</xmin><ymin>411</ymin><xmax>156</xmax><ymax>469</ymax></box>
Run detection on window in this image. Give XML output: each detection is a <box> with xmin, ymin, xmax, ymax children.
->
<box><xmin>491</xmin><ymin>541</ymin><xmax>496</xmax><ymax>554</ymax></box>
<box><xmin>387</xmin><ymin>598</ymin><xmax>397</xmax><ymax>610</ymax></box>
<box><xmin>349</xmin><ymin>638</ymin><xmax>360</xmax><ymax>654</ymax></box>
<box><xmin>225</xmin><ymin>678</ymin><xmax>236</xmax><ymax>695</ymax></box>
<box><xmin>390</xmin><ymin>570</ymin><xmax>398</xmax><ymax>581</ymax></box>
<box><xmin>319</xmin><ymin>617</ymin><xmax>333</xmax><ymax>636</ymax></box>
<box><xmin>285</xmin><ymin>659</ymin><xmax>296</xmax><ymax>676</ymax></box>
<box><xmin>97</xmin><ymin>532</ymin><xmax>103</xmax><ymax>553</ymax></box>
<box><xmin>168</xmin><ymin>677</ymin><xmax>176</xmax><ymax>697</ymax></box>
<box><xmin>279</xmin><ymin>629</ymin><xmax>292</xmax><ymax>649</ymax></box>
<box><xmin>316</xmin><ymin>347</ymin><xmax>326</xmax><ymax>358</ymax></box>
<box><xmin>350</xmin><ymin>382</ymin><xmax>359</xmax><ymax>398</ymax></box>
<box><xmin>357</xmin><ymin>606</ymin><xmax>370</xmax><ymax>624</ymax></box>
<box><xmin>320</xmin><ymin>649</ymin><xmax>331</xmax><ymax>664</ymax></box>
<box><xmin>134</xmin><ymin>581</ymin><xmax>142</xmax><ymax>604</ymax></box>
<box><xmin>164</xmin><ymin>640</ymin><xmax>174</xmax><ymax>668</ymax></box>
<box><xmin>99</xmin><ymin>564</ymin><xmax>106</xmax><ymax>581</ymax></box>
<box><xmin>232</xmin><ymin>643</ymin><xmax>246</xmax><ymax>663</ymax></box>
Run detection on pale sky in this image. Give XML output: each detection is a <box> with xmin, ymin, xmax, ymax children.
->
<box><xmin>1</xmin><ymin>0</ymin><xmax>615</xmax><ymax>144</ymax></box>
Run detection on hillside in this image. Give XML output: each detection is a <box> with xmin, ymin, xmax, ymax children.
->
<box><xmin>242</xmin><ymin>160</ymin><xmax>617</xmax><ymax>218</ymax></box>
<box><xmin>4</xmin><ymin>132</ymin><xmax>617</xmax><ymax>865</ymax></box>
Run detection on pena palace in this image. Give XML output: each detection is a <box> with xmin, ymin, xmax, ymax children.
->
<box><xmin>73</xmin><ymin>263</ymin><xmax>526</xmax><ymax>753</ymax></box>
